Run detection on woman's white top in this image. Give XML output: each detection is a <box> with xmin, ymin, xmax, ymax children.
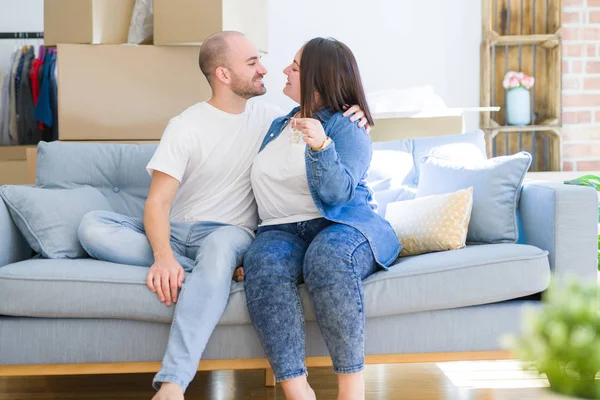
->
<box><xmin>251</xmin><ymin>123</ymin><xmax>323</xmax><ymax>227</ymax></box>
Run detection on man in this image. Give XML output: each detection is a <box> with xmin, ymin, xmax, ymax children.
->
<box><xmin>78</xmin><ymin>31</ymin><xmax>367</xmax><ymax>400</ymax></box>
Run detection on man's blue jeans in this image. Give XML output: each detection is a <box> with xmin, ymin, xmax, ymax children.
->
<box><xmin>78</xmin><ymin>210</ymin><xmax>253</xmax><ymax>391</ymax></box>
<box><xmin>243</xmin><ymin>218</ymin><xmax>379</xmax><ymax>383</ymax></box>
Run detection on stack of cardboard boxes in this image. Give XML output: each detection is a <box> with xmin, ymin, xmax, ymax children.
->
<box><xmin>0</xmin><ymin>0</ymin><xmax>267</xmax><ymax>184</ymax></box>
<box><xmin>47</xmin><ymin>0</ymin><xmax>268</xmax><ymax>142</ymax></box>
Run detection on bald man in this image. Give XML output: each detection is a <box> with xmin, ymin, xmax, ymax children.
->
<box><xmin>77</xmin><ymin>31</ymin><xmax>365</xmax><ymax>399</ymax></box>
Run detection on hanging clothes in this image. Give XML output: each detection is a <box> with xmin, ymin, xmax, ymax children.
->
<box><xmin>17</xmin><ymin>46</ymin><xmax>39</xmax><ymax>145</ymax></box>
<box><xmin>0</xmin><ymin>51</ymin><xmax>15</xmax><ymax>146</ymax></box>
<box><xmin>36</xmin><ymin>48</ymin><xmax>45</xmax><ymax>132</ymax></box>
<box><xmin>0</xmin><ymin>44</ymin><xmax>58</xmax><ymax>146</ymax></box>
<box><xmin>30</xmin><ymin>56</ymin><xmax>41</xmax><ymax>105</ymax></box>
<box><xmin>34</xmin><ymin>51</ymin><xmax>54</xmax><ymax>128</ymax></box>
<box><xmin>0</xmin><ymin>70</ymin><xmax>6</xmax><ymax>146</ymax></box>
<box><xmin>14</xmin><ymin>47</ymin><xmax>27</xmax><ymax>132</ymax></box>
<box><xmin>8</xmin><ymin>50</ymin><xmax>22</xmax><ymax>145</ymax></box>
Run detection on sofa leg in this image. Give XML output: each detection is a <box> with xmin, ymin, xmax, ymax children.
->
<box><xmin>265</xmin><ymin>368</ymin><xmax>275</xmax><ymax>387</ymax></box>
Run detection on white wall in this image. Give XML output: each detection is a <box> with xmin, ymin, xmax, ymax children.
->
<box><xmin>0</xmin><ymin>0</ymin><xmax>481</xmax><ymax>129</ymax></box>
<box><xmin>0</xmin><ymin>0</ymin><xmax>44</xmax><ymax>68</ymax></box>
<box><xmin>261</xmin><ymin>0</ymin><xmax>482</xmax><ymax>130</ymax></box>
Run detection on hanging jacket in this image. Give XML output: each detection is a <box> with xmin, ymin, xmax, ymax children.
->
<box><xmin>0</xmin><ymin>71</ymin><xmax>6</xmax><ymax>146</ymax></box>
<box><xmin>34</xmin><ymin>51</ymin><xmax>55</xmax><ymax>128</ymax></box>
<box><xmin>9</xmin><ymin>50</ymin><xmax>23</xmax><ymax>145</ymax></box>
<box><xmin>0</xmin><ymin>51</ymin><xmax>16</xmax><ymax>146</ymax></box>
<box><xmin>30</xmin><ymin>58</ymin><xmax>42</xmax><ymax>105</ymax></box>
<box><xmin>17</xmin><ymin>47</ymin><xmax>38</xmax><ymax>144</ymax></box>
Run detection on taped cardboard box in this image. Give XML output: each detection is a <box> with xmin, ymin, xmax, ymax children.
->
<box><xmin>370</xmin><ymin>110</ymin><xmax>465</xmax><ymax>142</ymax></box>
<box><xmin>44</xmin><ymin>0</ymin><xmax>135</xmax><ymax>46</ymax></box>
<box><xmin>57</xmin><ymin>44</ymin><xmax>211</xmax><ymax>141</ymax></box>
<box><xmin>154</xmin><ymin>0</ymin><xmax>268</xmax><ymax>52</ymax></box>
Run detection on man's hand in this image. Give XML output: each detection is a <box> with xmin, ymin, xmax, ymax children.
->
<box><xmin>146</xmin><ymin>255</ymin><xmax>185</xmax><ymax>307</ymax></box>
<box><xmin>343</xmin><ymin>104</ymin><xmax>371</xmax><ymax>134</ymax></box>
<box><xmin>143</xmin><ymin>171</ymin><xmax>182</xmax><ymax>307</ymax></box>
<box><xmin>233</xmin><ymin>266</ymin><xmax>244</xmax><ymax>282</ymax></box>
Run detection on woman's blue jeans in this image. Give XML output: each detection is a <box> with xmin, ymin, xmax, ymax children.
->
<box><xmin>243</xmin><ymin>218</ymin><xmax>378</xmax><ymax>383</ymax></box>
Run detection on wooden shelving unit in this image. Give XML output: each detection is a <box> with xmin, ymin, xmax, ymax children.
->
<box><xmin>480</xmin><ymin>0</ymin><xmax>563</xmax><ymax>171</ymax></box>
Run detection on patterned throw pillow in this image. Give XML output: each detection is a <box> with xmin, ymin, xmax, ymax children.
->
<box><xmin>385</xmin><ymin>187</ymin><xmax>474</xmax><ymax>256</ymax></box>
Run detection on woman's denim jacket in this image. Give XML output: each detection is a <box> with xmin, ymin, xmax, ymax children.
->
<box><xmin>258</xmin><ymin>106</ymin><xmax>402</xmax><ymax>268</ymax></box>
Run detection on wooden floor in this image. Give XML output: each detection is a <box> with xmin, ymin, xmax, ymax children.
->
<box><xmin>0</xmin><ymin>361</ymin><xmax>552</xmax><ymax>400</ymax></box>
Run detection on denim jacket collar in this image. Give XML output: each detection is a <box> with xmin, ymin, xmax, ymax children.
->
<box><xmin>313</xmin><ymin>108</ymin><xmax>336</xmax><ymax>123</ymax></box>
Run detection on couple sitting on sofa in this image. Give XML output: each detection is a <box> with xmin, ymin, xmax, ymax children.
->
<box><xmin>76</xmin><ymin>31</ymin><xmax>400</xmax><ymax>400</ymax></box>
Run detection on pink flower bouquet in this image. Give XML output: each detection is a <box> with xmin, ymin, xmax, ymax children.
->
<box><xmin>503</xmin><ymin>71</ymin><xmax>535</xmax><ymax>90</ymax></box>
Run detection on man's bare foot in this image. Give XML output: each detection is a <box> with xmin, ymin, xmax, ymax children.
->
<box><xmin>152</xmin><ymin>382</ymin><xmax>184</xmax><ymax>400</ymax></box>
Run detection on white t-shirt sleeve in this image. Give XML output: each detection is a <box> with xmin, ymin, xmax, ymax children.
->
<box><xmin>146</xmin><ymin>117</ymin><xmax>190</xmax><ymax>182</ymax></box>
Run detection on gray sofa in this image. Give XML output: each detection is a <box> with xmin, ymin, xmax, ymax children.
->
<box><xmin>0</xmin><ymin>141</ymin><xmax>597</xmax><ymax>377</ymax></box>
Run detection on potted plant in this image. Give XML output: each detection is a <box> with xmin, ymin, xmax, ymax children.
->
<box><xmin>564</xmin><ymin>175</ymin><xmax>600</xmax><ymax>270</ymax></box>
<box><xmin>504</xmin><ymin>71</ymin><xmax>535</xmax><ymax>126</ymax></box>
<box><xmin>503</xmin><ymin>277</ymin><xmax>600</xmax><ymax>399</ymax></box>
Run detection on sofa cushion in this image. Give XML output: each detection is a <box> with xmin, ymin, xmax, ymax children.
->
<box><xmin>0</xmin><ymin>243</ymin><xmax>550</xmax><ymax>324</ymax></box>
<box><xmin>371</xmin><ymin>185</ymin><xmax>417</xmax><ymax>217</ymax></box>
<box><xmin>411</xmin><ymin>129</ymin><xmax>487</xmax><ymax>186</ymax></box>
<box><xmin>36</xmin><ymin>141</ymin><xmax>157</xmax><ymax>218</ymax></box>
<box><xmin>369</xmin><ymin>138</ymin><xmax>414</xmax><ymax>190</ymax></box>
<box><xmin>367</xmin><ymin>140</ymin><xmax>415</xmax><ymax>215</ymax></box>
<box><xmin>369</xmin><ymin>130</ymin><xmax>487</xmax><ymax>189</ymax></box>
<box><xmin>367</xmin><ymin>130</ymin><xmax>487</xmax><ymax>215</ymax></box>
<box><xmin>0</xmin><ymin>186</ymin><xmax>113</xmax><ymax>259</ymax></box>
<box><xmin>416</xmin><ymin>151</ymin><xmax>532</xmax><ymax>244</ymax></box>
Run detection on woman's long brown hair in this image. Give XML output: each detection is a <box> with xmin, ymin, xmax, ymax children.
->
<box><xmin>299</xmin><ymin>37</ymin><xmax>374</xmax><ymax>127</ymax></box>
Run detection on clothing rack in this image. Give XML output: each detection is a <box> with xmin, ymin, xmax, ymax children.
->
<box><xmin>0</xmin><ymin>30</ymin><xmax>57</xmax><ymax>147</ymax></box>
<box><xmin>0</xmin><ymin>32</ymin><xmax>44</xmax><ymax>40</ymax></box>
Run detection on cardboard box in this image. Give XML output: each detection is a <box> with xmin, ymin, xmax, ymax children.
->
<box><xmin>154</xmin><ymin>0</ymin><xmax>268</xmax><ymax>52</ymax></box>
<box><xmin>0</xmin><ymin>146</ymin><xmax>38</xmax><ymax>185</ymax></box>
<box><xmin>57</xmin><ymin>44</ymin><xmax>212</xmax><ymax>141</ymax></box>
<box><xmin>370</xmin><ymin>109</ymin><xmax>465</xmax><ymax>142</ymax></box>
<box><xmin>44</xmin><ymin>0</ymin><xmax>135</xmax><ymax>46</ymax></box>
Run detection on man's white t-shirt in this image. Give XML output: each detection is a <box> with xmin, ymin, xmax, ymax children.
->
<box><xmin>146</xmin><ymin>100</ymin><xmax>283</xmax><ymax>233</ymax></box>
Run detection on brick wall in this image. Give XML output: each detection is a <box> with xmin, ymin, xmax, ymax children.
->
<box><xmin>562</xmin><ymin>0</ymin><xmax>600</xmax><ymax>171</ymax></box>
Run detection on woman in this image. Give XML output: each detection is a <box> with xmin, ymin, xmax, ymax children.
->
<box><xmin>244</xmin><ymin>37</ymin><xmax>402</xmax><ymax>400</ymax></box>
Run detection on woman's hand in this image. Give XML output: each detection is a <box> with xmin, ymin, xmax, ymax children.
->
<box><xmin>291</xmin><ymin>118</ymin><xmax>329</xmax><ymax>150</ymax></box>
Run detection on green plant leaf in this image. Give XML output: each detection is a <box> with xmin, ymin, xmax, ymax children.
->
<box><xmin>509</xmin><ymin>277</ymin><xmax>600</xmax><ymax>398</ymax></box>
<box><xmin>564</xmin><ymin>175</ymin><xmax>600</xmax><ymax>191</ymax></box>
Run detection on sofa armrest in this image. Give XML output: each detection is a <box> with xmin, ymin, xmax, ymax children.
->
<box><xmin>519</xmin><ymin>181</ymin><xmax>598</xmax><ymax>282</ymax></box>
<box><xmin>0</xmin><ymin>196</ymin><xmax>32</xmax><ymax>267</ymax></box>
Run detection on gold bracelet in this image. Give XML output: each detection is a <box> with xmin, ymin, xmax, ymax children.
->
<box><xmin>312</xmin><ymin>137</ymin><xmax>331</xmax><ymax>151</ymax></box>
